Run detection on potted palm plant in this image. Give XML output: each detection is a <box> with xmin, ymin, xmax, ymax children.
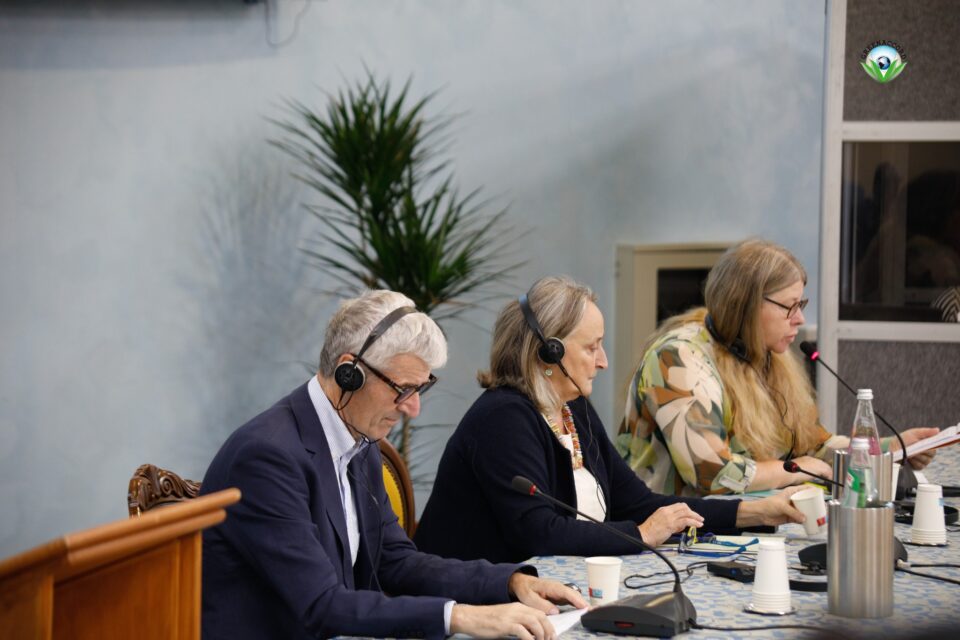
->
<box><xmin>271</xmin><ymin>72</ymin><xmax>524</xmax><ymax>466</ymax></box>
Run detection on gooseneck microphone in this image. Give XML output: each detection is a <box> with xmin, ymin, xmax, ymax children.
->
<box><xmin>782</xmin><ymin>460</ymin><xmax>844</xmax><ymax>488</ymax></box>
<box><xmin>799</xmin><ymin>341</ymin><xmax>916</xmax><ymax>498</ymax></box>
<box><xmin>799</xmin><ymin>342</ymin><xmax>910</xmax><ymax>462</ymax></box>
<box><xmin>511</xmin><ymin>475</ymin><xmax>696</xmax><ymax>637</ymax></box>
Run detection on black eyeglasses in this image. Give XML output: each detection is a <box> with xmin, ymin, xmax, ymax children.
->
<box><xmin>763</xmin><ymin>296</ymin><xmax>809</xmax><ymax>319</ymax></box>
<box><xmin>353</xmin><ymin>355</ymin><xmax>437</xmax><ymax>404</ymax></box>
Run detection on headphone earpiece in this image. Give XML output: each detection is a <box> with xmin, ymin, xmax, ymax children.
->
<box><xmin>334</xmin><ymin>361</ymin><xmax>366</xmax><ymax>392</ymax></box>
<box><xmin>537</xmin><ymin>338</ymin><xmax>565</xmax><ymax>365</ymax></box>
<box><xmin>727</xmin><ymin>338</ymin><xmax>749</xmax><ymax>363</ymax></box>
<box><xmin>334</xmin><ymin>306</ymin><xmax>416</xmax><ymax>393</ymax></box>
<box><xmin>519</xmin><ymin>293</ymin><xmax>566</xmax><ymax>365</ymax></box>
<box><xmin>704</xmin><ymin>314</ymin><xmax>750</xmax><ymax>363</ymax></box>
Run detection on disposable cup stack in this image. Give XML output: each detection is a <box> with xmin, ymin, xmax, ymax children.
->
<box><xmin>911</xmin><ymin>483</ymin><xmax>947</xmax><ymax>545</ymax></box>
<box><xmin>748</xmin><ymin>538</ymin><xmax>792</xmax><ymax>613</ymax></box>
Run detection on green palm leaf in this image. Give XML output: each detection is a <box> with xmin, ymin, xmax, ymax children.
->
<box><xmin>271</xmin><ymin>71</ymin><xmax>527</xmax><ymax>464</ymax></box>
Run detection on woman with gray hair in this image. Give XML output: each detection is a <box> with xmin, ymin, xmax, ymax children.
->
<box><xmin>414</xmin><ymin>276</ymin><xmax>805</xmax><ymax>564</ymax></box>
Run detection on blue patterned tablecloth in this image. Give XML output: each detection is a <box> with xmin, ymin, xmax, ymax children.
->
<box><xmin>532</xmin><ymin>446</ymin><xmax>960</xmax><ymax>638</ymax></box>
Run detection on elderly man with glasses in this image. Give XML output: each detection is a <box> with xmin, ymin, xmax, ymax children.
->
<box><xmin>199</xmin><ymin>290</ymin><xmax>585</xmax><ymax>640</ymax></box>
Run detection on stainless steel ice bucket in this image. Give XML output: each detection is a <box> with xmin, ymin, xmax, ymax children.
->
<box><xmin>827</xmin><ymin>500</ymin><xmax>895</xmax><ymax>618</ymax></box>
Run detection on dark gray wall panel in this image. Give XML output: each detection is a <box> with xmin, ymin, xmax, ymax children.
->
<box><xmin>836</xmin><ymin>340</ymin><xmax>960</xmax><ymax>433</ymax></box>
<box><xmin>844</xmin><ymin>0</ymin><xmax>960</xmax><ymax>121</ymax></box>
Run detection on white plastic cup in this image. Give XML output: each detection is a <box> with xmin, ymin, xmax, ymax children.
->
<box><xmin>891</xmin><ymin>463</ymin><xmax>901</xmax><ymax>501</ymax></box>
<box><xmin>750</xmin><ymin>538</ymin><xmax>791</xmax><ymax>613</ymax></box>
<box><xmin>791</xmin><ymin>487</ymin><xmax>828</xmax><ymax>536</ymax></box>
<box><xmin>585</xmin><ymin>556</ymin><xmax>622</xmax><ymax>605</ymax></box>
<box><xmin>911</xmin><ymin>483</ymin><xmax>947</xmax><ymax>545</ymax></box>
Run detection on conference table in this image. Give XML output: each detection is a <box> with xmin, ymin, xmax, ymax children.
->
<box><xmin>531</xmin><ymin>445</ymin><xmax>960</xmax><ymax>638</ymax></box>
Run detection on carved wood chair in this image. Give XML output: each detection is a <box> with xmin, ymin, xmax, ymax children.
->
<box><xmin>128</xmin><ymin>448</ymin><xmax>416</xmax><ymax>536</ymax></box>
<box><xmin>378</xmin><ymin>439</ymin><xmax>417</xmax><ymax>537</ymax></box>
<box><xmin>128</xmin><ymin>463</ymin><xmax>203</xmax><ymax>517</ymax></box>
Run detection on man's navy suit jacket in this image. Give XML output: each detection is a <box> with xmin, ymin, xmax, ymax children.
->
<box><xmin>200</xmin><ymin>383</ymin><xmax>522</xmax><ymax>640</ymax></box>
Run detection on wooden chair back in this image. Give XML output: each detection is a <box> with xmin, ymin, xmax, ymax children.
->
<box><xmin>128</xmin><ymin>464</ymin><xmax>202</xmax><ymax>517</ymax></box>
<box><xmin>128</xmin><ymin>447</ymin><xmax>415</xmax><ymax>536</ymax></box>
<box><xmin>378</xmin><ymin>439</ymin><xmax>417</xmax><ymax>537</ymax></box>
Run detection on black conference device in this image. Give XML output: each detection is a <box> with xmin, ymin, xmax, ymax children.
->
<box><xmin>578</xmin><ymin>593</ymin><xmax>696</xmax><ymax>636</ymax></box>
<box><xmin>707</xmin><ymin>560</ymin><xmax>827</xmax><ymax>592</ymax></box>
<box><xmin>511</xmin><ymin>475</ymin><xmax>695</xmax><ymax>637</ymax></box>
<box><xmin>798</xmin><ymin>539</ymin><xmax>908</xmax><ymax>570</ymax></box>
<box><xmin>706</xmin><ymin>561</ymin><xmax>755</xmax><ymax>583</ymax></box>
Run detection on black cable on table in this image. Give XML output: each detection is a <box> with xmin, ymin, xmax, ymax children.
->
<box><xmin>897</xmin><ymin>565</ymin><xmax>960</xmax><ymax>586</ymax></box>
<box><xmin>623</xmin><ymin>560</ymin><xmax>708</xmax><ymax>590</ymax></box>
<box><xmin>692</xmin><ymin>621</ymin><xmax>823</xmax><ymax>633</ymax></box>
<box><xmin>896</xmin><ymin>560</ymin><xmax>960</xmax><ymax>584</ymax></box>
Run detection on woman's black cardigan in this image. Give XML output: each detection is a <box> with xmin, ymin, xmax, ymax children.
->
<box><xmin>414</xmin><ymin>387</ymin><xmax>740</xmax><ymax>563</ymax></box>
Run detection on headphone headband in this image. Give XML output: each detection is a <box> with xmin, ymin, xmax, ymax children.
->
<box><xmin>355</xmin><ymin>306</ymin><xmax>416</xmax><ymax>362</ymax></box>
<box><xmin>518</xmin><ymin>292</ymin><xmax>565</xmax><ymax>366</ymax></box>
<box><xmin>518</xmin><ymin>294</ymin><xmax>547</xmax><ymax>343</ymax></box>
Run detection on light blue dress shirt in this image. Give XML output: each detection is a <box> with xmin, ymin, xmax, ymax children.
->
<box><xmin>308</xmin><ymin>376</ymin><xmax>364</xmax><ymax>566</ymax></box>
<box><xmin>307</xmin><ymin>377</ymin><xmax>456</xmax><ymax>632</ymax></box>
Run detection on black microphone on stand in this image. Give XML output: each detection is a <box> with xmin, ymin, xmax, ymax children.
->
<box><xmin>799</xmin><ymin>341</ymin><xmax>917</xmax><ymax>498</ymax></box>
<box><xmin>782</xmin><ymin>460</ymin><xmax>844</xmax><ymax>489</ymax></box>
<box><xmin>511</xmin><ymin>476</ymin><xmax>695</xmax><ymax>638</ymax></box>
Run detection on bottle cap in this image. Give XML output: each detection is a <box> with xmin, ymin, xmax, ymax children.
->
<box><xmin>856</xmin><ymin>389</ymin><xmax>873</xmax><ymax>400</ymax></box>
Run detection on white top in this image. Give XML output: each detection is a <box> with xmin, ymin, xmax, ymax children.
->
<box><xmin>555</xmin><ymin>433</ymin><xmax>607</xmax><ymax>521</ymax></box>
<box><xmin>573</xmin><ymin>467</ymin><xmax>607</xmax><ymax>522</ymax></box>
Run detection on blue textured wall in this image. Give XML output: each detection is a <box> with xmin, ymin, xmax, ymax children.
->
<box><xmin>0</xmin><ymin>0</ymin><xmax>825</xmax><ymax>557</ymax></box>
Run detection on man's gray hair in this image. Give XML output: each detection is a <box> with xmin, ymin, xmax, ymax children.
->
<box><xmin>318</xmin><ymin>290</ymin><xmax>447</xmax><ymax>376</ymax></box>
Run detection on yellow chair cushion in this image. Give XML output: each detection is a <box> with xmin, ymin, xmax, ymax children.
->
<box><xmin>382</xmin><ymin>462</ymin><xmax>406</xmax><ymax>531</ymax></box>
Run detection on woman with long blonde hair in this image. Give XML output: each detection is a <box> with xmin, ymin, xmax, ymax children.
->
<box><xmin>617</xmin><ymin>239</ymin><xmax>937</xmax><ymax>496</ymax></box>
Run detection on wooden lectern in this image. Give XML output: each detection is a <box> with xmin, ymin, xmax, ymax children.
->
<box><xmin>0</xmin><ymin>488</ymin><xmax>239</xmax><ymax>640</ymax></box>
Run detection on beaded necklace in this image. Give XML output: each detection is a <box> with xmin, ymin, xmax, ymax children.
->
<box><xmin>542</xmin><ymin>404</ymin><xmax>583</xmax><ymax>469</ymax></box>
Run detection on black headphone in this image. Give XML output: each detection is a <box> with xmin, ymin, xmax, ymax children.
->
<box><xmin>518</xmin><ymin>293</ymin><xmax>565</xmax><ymax>365</ymax></box>
<box><xmin>704</xmin><ymin>313</ymin><xmax>749</xmax><ymax>363</ymax></box>
<box><xmin>333</xmin><ymin>306</ymin><xmax>416</xmax><ymax>392</ymax></box>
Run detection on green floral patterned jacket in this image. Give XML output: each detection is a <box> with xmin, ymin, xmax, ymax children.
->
<box><xmin>615</xmin><ymin>321</ymin><xmax>844</xmax><ymax>496</ymax></box>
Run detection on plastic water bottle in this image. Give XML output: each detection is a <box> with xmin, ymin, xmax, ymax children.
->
<box><xmin>843</xmin><ymin>437</ymin><xmax>879</xmax><ymax>508</ymax></box>
<box><xmin>850</xmin><ymin>389</ymin><xmax>882</xmax><ymax>455</ymax></box>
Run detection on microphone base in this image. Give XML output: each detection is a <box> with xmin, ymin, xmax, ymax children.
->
<box><xmin>581</xmin><ymin>591</ymin><xmax>696</xmax><ymax>637</ymax></box>
<box><xmin>798</xmin><ymin>538</ymin><xmax>907</xmax><ymax>570</ymax></box>
<box><xmin>896</xmin><ymin>464</ymin><xmax>919</xmax><ymax>499</ymax></box>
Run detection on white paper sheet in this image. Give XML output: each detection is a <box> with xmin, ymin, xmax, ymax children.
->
<box><xmin>548</xmin><ymin>607</ymin><xmax>589</xmax><ymax>636</ymax></box>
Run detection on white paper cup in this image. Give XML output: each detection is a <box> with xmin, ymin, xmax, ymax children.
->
<box><xmin>891</xmin><ymin>463</ymin><xmax>901</xmax><ymax>501</ymax></box>
<box><xmin>585</xmin><ymin>556</ymin><xmax>622</xmax><ymax>605</ymax></box>
<box><xmin>911</xmin><ymin>483</ymin><xmax>946</xmax><ymax>544</ymax></box>
<box><xmin>791</xmin><ymin>487</ymin><xmax>828</xmax><ymax>536</ymax></box>
<box><xmin>750</xmin><ymin>538</ymin><xmax>791</xmax><ymax>612</ymax></box>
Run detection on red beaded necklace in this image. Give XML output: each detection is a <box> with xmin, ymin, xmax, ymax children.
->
<box><xmin>543</xmin><ymin>404</ymin><xmax>583</xmax><ymax>469</ymax></box>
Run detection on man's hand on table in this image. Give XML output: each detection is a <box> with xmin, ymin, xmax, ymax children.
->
<box><xmin>508</xmin><ymin>572</ymin><xmax>588</xmax><ymax>614</ymax></box>
<box><xmin>449</xmin><ymin>572</ymin><xmax>586</xmax><ymax>639</ymax></box>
